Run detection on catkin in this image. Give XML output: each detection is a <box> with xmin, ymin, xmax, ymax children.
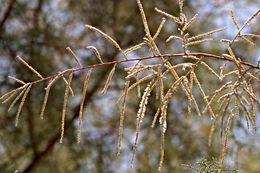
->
<box><xmin>40</xmin><ymin>86</ymin><xmax>51</xmax><ymax>120</ymax></box>
<box><xmin>249</xmin><ymin>98</ymin><xmax>256</xmax><ymax>132</ymax></box>
<box><xmin>220</xmin><ymin>109</ymin><xmax>234</xmax><ymax>168</ymax></box>
<box><xmin>230</xmin><ymin>10</ymin><xmax>240</xmax><ymax>30</ymax></box>
<box><xmin>85</xmin><ymin>25</ymin><xmax>127</xmax><ymax>59</ymax></box>
<box><xmin>166</xmin><ymin>35</ymin><xmax>182</xmax><ymax>42</ymax></box>
<box><xmin>102</xmin><ymin>64</ymin><xmax>116</xmax><ymax>95</ymax></box>
<box><xmin>8</xmin><ymin>87</ymin><xmax>27</xmax><ymax>112</ymax></box>
<box><xmin>131</xmin><ymin>80</ymin><xmax>155</xmax><ymax>166</ymax></box>
<box><xmin>77</xmin><ymin>69</ymin><xmax>92</xmax><ymax>144</ymax></box>
<box><xmin>188</xmin><ymin>28</ymin><xmax>225</xmax><ymax>41</ymax></box>
<box><xmin>66</xmin><ymin>47</ymin><xmax>83</xmax><ymax>67</ymax></box>
<box><xmin>200</xmin><ymin>62</ymin><xmax>222</xmax><ymax>80</ymax></box>
<box><xmin>155</xmin><ymin>8</ymin><xmax>180</xmax><ymax>23</ymax></box>
<box><xmin>183</xmin><ymin>14</ymin><xmax>198</xmax><ymax>31</ymax></box>
<box><xmin>8</xmin><ymin>76</ymin><xmax>26</xmax><ymax>85</ymax></box>
<box><xmin>117</xmin><ymin>80</ymin><xmax>130</xmax><ymax>158</ymax></box>
<box><xmin>153</xmin><ymin>18</ymin><xmax>166</xmax><ymax>40</ymax></box>
<box><xmin>60</xmin><ymin>73</ymin><xmax>73</xmax><ymax>143</ymax></box>
<box><xmin>192</xmin><ymin>71</ymin><xmax>216</xmax><ymax>118</ymax></box>
<box><xmin>86</xmin><ymin>46</ymin><xmax>103</xmax><ymax>63</ymax></box>
<box><xmin>186</xmin><ymin>38</ymin><xmax>213</xmax><ymax>47</ymax></box>
<box><xmin>15</xmin><ymin>84</ymin><xmax>32</xmax><ymax>127</ymax></box>
<box><xmin>16</xmin><ymin>56</ymin><xmax>43</xmax><ymax>79</ymax></box>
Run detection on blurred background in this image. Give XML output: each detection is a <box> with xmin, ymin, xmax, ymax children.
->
<box><xmin>0</xmin><ymin>0</ymin><xmax>259</xmax><ymax>172</ymax></box>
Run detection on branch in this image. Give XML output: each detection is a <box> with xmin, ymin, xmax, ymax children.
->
<box><xmin>0</xmin><ymin>0</ymin><xmax>16</xmax><ymax>29</ymax></box>
<box><xmin>28</xmin><ymin>53</ymin><xmax>260</xmax><ymax>86</ymax></box>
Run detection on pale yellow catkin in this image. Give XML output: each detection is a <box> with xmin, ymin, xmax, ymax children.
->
<box><xmin>61</xmin><ymin>75</ymin><xmax>74</xmax><ymax>96</ymax></box>
<box><xmin>8</xmin><ymin>87</ymin><xmax>27</xmax><ymax>112</ymax></box>
<box><xmin>102</xmin><ymin>64</ymin><xmax>116</xmax><ymax>95</ymax></box>
<box><xmin>230</xmin><ymin>10</ymin><xmax>240</xmax><ymax>30</ymax></box>
<box><xmin>240</xmin><ymin>36</ymin><xmax>255</xmax><ymax>45</ymax></box>
<box><xmin>208</xmin><ymin>118</ymin><xmax>216</xmax><ymax>147</ymax></box>
<box><xmin>137</xmin><ymin>0</ymin><xmax>161</xmax><ymax>55</ymax></box>
<box><xmin>8</xmin><ymin>76</ymin><xmax>26</xmax><ymax>85</ymax></box>
<box><xmin>66</xmin><ymin>47</ymin><xmax>83</xmax><ymax>67</ymax></box>
<box><xmin>239</xmin><ymin>9</ymin><xmax>259</xmax><ymax>33</ymax></box>
<box><xmin>188</xmin><ymin>28</ymin><xmax>225</xmax><ymax>41</ymax></box>
<box><xmin>155</xmin><ymin>8</ymin><xmax>180</xmax><ymax>23</ymax></box>
<box><xmin>0</xmin><ymin>84</ymin><xmax>29</xmax><ymax>101</ymax></box>
<box><xmin>86</xmin><ymin>46</ymin><xmax>104</xmax><ymax>63</ymax></box>
<box><xmin>15</xmin><ymin>84</ymin><xmax>32</xmax><ymax>127</ymax></box>
<box><xmin>237</xmin><ymin>96</ymin><xmax>250</xmax><ymax>130</ymax></box>
<box><xmin>166</xmin><ymin>35</ymin><xmax>182</xmax><ymax>42</ymax></box>
<box><xmin>186</xmin><ymin>38</ymin><xmax>213</xmax><ymax>47</ymax></box>
<box><xmin>153</xmin><ymin>18</ymin><xmax>166</xmax><ymax>40</ymax></box>
<box><xmin>249</xmin><ymin>98</ymin><xmax>256</xmax><ymax>132</ymax></box>
<box><xmin>183</xmin><ymin>14</ymin><xmax>198</xmax><ymax>31</ymax></box>
<box><xmin>117</xmin><ymin>80</ymin><xmax>130</xmax><ymax>158</ymax></box>
<box><xmin>200</xmin><ymin>62</ymin><xmax>222</xmax><ymax>80</ymax></box>
<box><xmin>16</xmin><ymin>56</ymin><xmax>43</xmax><ymax>79</ymax></box>
<box><xmin>77</xmin><ymin>69</ymin><xmax>92</xmax><ymax>144</ymax></box>
<box><xmin>192</xmin><ymin>72</ymin><xmax>215</xmax><ymax>118</ymax></box>
<box><xmin>241</xmin><ymin>34</ymin><xmax>260</xmax><ymax>38</ymax></box>
<box><xmin>40</xmin><ymin>86</ymin><xmax>50</xmax><ymax>120</ymax></box>
<box><xmin>60</xmin><ymin>73</ymin><xmax>73</xmax><ymax>144</ymax></box>
<box><xmin>179</xmin><ymin>0</ymin><xmax>183</xmax><ymax>17</ymax></box>
<box><xmin>85</xmin><ymin>25</ymin><xmax>127</xmax><ymax>59</ymax></box>
<box><xmin>131</xmin><ymin>80</ymin><xmax>155</xmax><ymax>167</ymax></box>
<box><xmin>124</xmin><ymin>42</ymin><xmax>146</xmax><ymax>55</ymax></box>
<box><xmin>219</xmin><ymin>109</ymin><xmax>234</xmax><ymax>169</ymax></box>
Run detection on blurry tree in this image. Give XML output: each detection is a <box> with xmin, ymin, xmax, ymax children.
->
<box><xmin>0</xmin><ymin>0</ymin><xmax>259</xmax><ymax>173</ymax></box>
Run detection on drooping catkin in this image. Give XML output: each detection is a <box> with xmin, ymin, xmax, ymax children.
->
<box><xmin>186</xmin><ymin>38</ymin><xmax>213</xmax><ymax>47</ymax></box>
<box><xmin>102</xmin><ymin>64</ymin><xmax>116</xmax><ymax>95</ymax></box>
<box><xmin>60</xmin><ymin>72</ymin><xmax>73</xmax><ymax>144</ymax></box>
<box><xmin>208</xmin><ymin>118</ymin><xmax>216</xmax><ymax>147</ymax></box>
<box><xmin>203</xmin><ymin>81</ymin><xmax>233</xmax><ymax>113</ymax></box>
<box><xmin>86</xmin><ymin>46</ymin><xmax>103</xmax><ymax>63</ymax></box>
<box><xmin>16</xmin><ymin>56</ymin><xmax>43</xmax><ymax>79</ymax></box>
<box><xmin>15</xmin><ymin>84</ymin><xmax>32</xmax><ymax>127</ymax></box>
<box><xmin>166</xmin><ymin>65</ymin><xmax>201</xmax><ymax>116</ymax></box>
<box><xmin>249</xmin><ymin>98</ymin><xmax>256</xmax><ymax>132</ymax></box>
<box><xmin>8</xmin><ymin>76</ymin><xmax>26</xmax><ymax>85</ymax></box>
<box><xmin>40</xmin><ymin>86</ymin><xmax>51</xmax><ymax>120</ymax></box>
<box><xmin>187</xmin><ymin>73</ymin><xmax>193</xmax><ymax>115</ymax></box>
<box><xmin>191</xmin><ymin>71</ymin><xmax>216</xmax><ymax>118</ymax></box>
<box><xmin>61</xmin><ymin>75</ymin><xmax>74</xmax><ymax>96</ymax></box>
<box><xmin>219</xmin><ymin>109</ymin><xmax>234</xmax><ymax>168</ymax></box>
<box><xmin>85</xmin><ymin>25</ymin><xmax>127</xmax><ymax>59</ymax></box>
<box><xmin>155</xmin><ymin>8</ymin><xmax>180</xmax><ymax>23</ymax></box>
<box><xmin>131</xmin><ymin>80</ymin><xmax>155</xmax><ymax>166</ymax></box>
<box><xmin>236</xmin><ymin>95</ymin><xmax>250</xmax><ymax>130</ymax></box>
<box><xmin>66</xmin><ymin>47</ymin><xmax>83</xmax><ymax>67</ymax></box>
<box><xmin>117</xmin><ymin>80</ymin><xmax>130</xmax><ymax>158</ymax></box>
<box><xmin>8</xmin><ymin>87</ymin><xmax>27</xmax><ymax>112</ymax></box>
<box><xmin>0</xmin><ymin>84</ymin><xmax>29</xmax><ymax>102</ymax></box>
<box><xmin>200</xmin><ymin>62</ymin><xmax>222</xmax><ymax>80</ymax></box>
<box><xmin>188</xmin><ymin>28</ymin><xmax>225</xmax><ymax>41</ymax></box>
<box><xmin>135</xmin><ymin>74</ymin><xmax>141</xmax><ymax>98</ymax></box>
<box><xmin>240</xmin><ymin>36</ymin><xmax>255</xmax><ymax>45</ymax></box>
<box><xmin>77</xmin><ymin>69</ymin><xmax>92</xmax><ymax>144</ymax></box>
